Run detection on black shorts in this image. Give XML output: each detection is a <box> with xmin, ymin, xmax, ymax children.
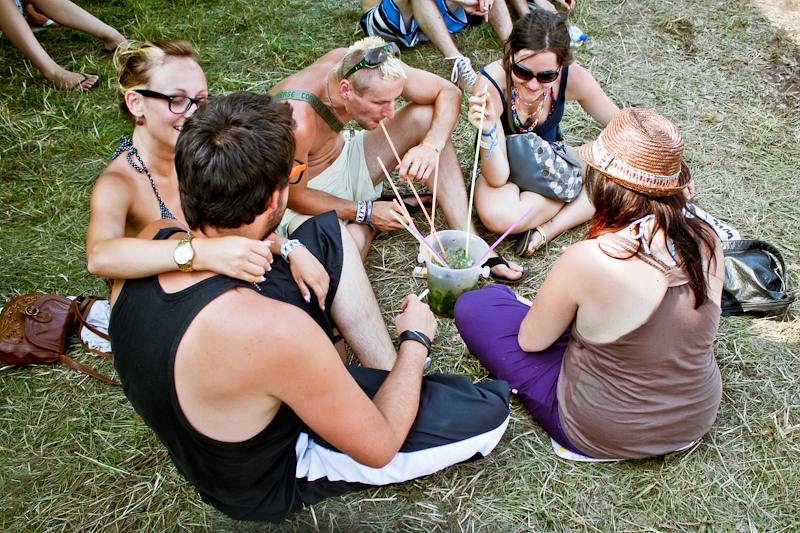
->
<box><xmin>256</xmin><ymin>211</ymin><xmax>343</xmax><ymax>342</ymax></box>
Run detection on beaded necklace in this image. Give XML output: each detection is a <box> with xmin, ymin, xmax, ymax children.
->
<box><xmin>510</xmin><ymin>86</ymin><xmax>556</xmax><ymax>133</ymax></box>
<box><xmin>112</xmin><ymin>135</ymin><xmax>177</xmax><ymax>221</ymax></box>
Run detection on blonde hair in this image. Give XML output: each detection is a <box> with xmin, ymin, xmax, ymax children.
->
<box><xmin>113</xmin><ymin>40</ymin><xmax>200</xmax><ymax>122</ymax></box>
<box><xmin>334</xmin><ymin>37</ymin><xmax>405</xmax><ymax>94</ymax></box>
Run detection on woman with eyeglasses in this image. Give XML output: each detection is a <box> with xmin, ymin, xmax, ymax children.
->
<box><xmin>87</xmin><ymin>40</ymin><xmax>329</xmax><ymax>308</ymax></box>
<box><xmin>467</xmin><ymin>10</ymin><xmax>619</xmax><ymax>258</ymax></box>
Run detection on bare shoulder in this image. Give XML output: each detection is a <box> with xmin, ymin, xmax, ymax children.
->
<box><xmin>199</xmin><ymin>288</ymin><xmax>320</xmax><ymax>351</ymax></box>
<box><xmin>481</xmin><ymin>60</ymin><xmax>505</xmax><ymax>82</ymax></box>
<box><xmin>92</xmin><ymin>159</ymin><xmax>138</xmax><ymax>201</ymax></box>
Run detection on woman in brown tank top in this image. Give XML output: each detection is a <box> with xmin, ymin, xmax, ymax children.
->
<box><xmin>456</xmin><ymin>108</ymin><xmax>725</xmax><ymax>460</ymax></box>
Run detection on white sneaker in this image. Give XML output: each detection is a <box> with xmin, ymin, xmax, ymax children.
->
<box><xmin>445</xmin><ymin>56</ymin><xmax>477</xmax><ymax>93</ymax></box>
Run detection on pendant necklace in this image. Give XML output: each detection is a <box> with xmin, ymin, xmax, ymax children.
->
<box><xmin>326</xmin><ymin>68</ymin><xmax>355</xmax><ymax>139</ymax></box>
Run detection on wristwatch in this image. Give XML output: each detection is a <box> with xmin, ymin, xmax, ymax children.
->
<box><xmin>173</xmin><ymin>235</ymin><xmax>194</xmax><ymax>272</ymax></box>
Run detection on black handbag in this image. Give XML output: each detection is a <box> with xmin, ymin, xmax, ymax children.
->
<box><xmin>721</xmin><ymin>240</ymin><xmax>795</xmax><ymax>316</ymax></box>
<box><xmin>505</xmin><ymin>132</ymin><xmax>583</xmax><ymax>202</ymax></box>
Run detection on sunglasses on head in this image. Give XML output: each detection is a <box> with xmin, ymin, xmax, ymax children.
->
<box><xmin>510</xmin><ymin>55</ymin><xmax>560</xmax><ymax>83</ymax></box>
<box><xmin>344</xmin><ymin>43</ymin><xmax>401</xmax><ymax>79</ymax></box>
<box><xmin>135</xmin><ymin>89</ymin><xmax>211</xmax><ymax>114</ymax></box>
<box><xmin>288</xmin><ymin>160</ymin><xmax>307</xmax><ymax>185</ymax></box>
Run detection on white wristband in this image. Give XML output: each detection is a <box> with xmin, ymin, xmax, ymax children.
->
<box><xmin>280</xmin><ymin>239</ymin><xmax>305</xmax><ymax>262</ymax></box>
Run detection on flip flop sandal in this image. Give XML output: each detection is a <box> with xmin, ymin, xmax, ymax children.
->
<box><xmin>515</xmin><ymin>226</ymin><xmax>547</xmax><ymax>258</ymax></box>
<box><xmin>483</xmin><ymin>256</ymin><xmax>530</xmax><ymax>285</ymax></box>
<box><xmin>73</xmin><ymin>73</ymin><xmax>100</xmax><ymax>92</ymax></box>
<box><xmin>378</xmin><ymin>192</ymin><xmax>433</xmax><ymax>214</ymax></box>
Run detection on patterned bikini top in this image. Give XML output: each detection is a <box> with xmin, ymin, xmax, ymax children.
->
<box><xmin>112</xmin><ymin>135</ymin><xmax>177</xmax><ymax>220</ymax></box>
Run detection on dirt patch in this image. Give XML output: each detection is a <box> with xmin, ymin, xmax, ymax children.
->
<box><xmin>753</xmin><ymin>0</ymin><xmax>800</xmax><ymax>43</ymax></box>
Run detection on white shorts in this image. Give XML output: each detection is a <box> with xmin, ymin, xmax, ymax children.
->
<box><xmin>277</xmin><ymin>131</ymin><xmax>381</xmax><ymax>236</ymax></box>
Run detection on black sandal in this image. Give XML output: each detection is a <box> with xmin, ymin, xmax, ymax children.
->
<box><xmin>482</xmin><ymin>256</ymin><xmax>530</xmax><ymax>285</ymax></box>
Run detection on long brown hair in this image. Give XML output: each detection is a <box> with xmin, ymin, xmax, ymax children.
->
<box><xmin>502</xmin><ymin>10</ymin><xmax>572</xmax><ymax>128</ymax></box>
<box><xmin>586</xmin><ymin>167</ymin><xmax>718</xmax><ymax>308</ymax></box>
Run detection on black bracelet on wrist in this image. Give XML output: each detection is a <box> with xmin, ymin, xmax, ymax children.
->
<box><xmin>398</xmin><ymin>330</ymin><xmax>432</xmax><ymax>355</ymax></box>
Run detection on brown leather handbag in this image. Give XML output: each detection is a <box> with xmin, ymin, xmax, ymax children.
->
<box><xmin>0</xmin><ymin>293</ymin><xmax>118</xmax><ymax>385</ymax></box>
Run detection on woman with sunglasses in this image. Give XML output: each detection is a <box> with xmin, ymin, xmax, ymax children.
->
<box><xmin>87</xmin><ymin>40</ymin><xmax>329</xmax><ymax>307</ymax></box>
<box><xmin>467</xmin><ymin>10</ymin><xmax>619</xmax><ymax>257</ymax></box>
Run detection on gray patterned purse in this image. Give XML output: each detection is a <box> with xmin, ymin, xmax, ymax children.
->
<box><xmin>506</xmin><ymin>132</ymin><xmax>583</xmax><ymax>202</ymax></box>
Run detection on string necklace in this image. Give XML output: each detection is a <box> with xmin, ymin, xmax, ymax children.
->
<box><xmin>112</xmin><ymin>135</ymin><xmax>176</xmax><ymax>221</ymax></box>
<box><xmin>325</xmin><ymin>68</ymin><xmax>355</xmax><ymax>139</ymax></box>
<box><xmin>510</xmin><ymin>86</ymin><xmax>555</xmax><ymax>133</ymax></box>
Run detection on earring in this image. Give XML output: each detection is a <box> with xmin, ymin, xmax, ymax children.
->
<box><xmin>136</xmin><ymin>118</ymin><xmax>144</xmax><ymax>126</ymax></box>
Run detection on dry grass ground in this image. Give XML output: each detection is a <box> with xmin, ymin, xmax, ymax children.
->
<box><xmin>1</xmin><ymin>0</ymin><xmax>799</xmax><ymax>531</ymax></box>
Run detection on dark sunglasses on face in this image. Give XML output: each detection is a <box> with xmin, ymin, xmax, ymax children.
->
<box><xmin>288</xmin><ymin>160</ymin><xmax>307</xmax><ymax>185</ymax></box>
<box><xmin>135</xmin><ymin>89</ymin><xmax>211</xmax><ymax>114</ymax></box>
<box><xmin>510</xmin><ymin>55</ymin><xmax>560</xmax><ymax>83</ymax></box>
<box><xmin>344</xmin><ymin>43</ymin><xmax>401</xmax><ymax>79</ymax></box>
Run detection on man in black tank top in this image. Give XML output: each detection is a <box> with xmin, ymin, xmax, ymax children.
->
<box><xmin>109</xmin><ymin>92</ymin><xmax>510</xmax><ymax>522</ymax></box>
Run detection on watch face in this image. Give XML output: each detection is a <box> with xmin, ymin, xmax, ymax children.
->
<box><xmin>174</xmin><ymin>243</ymin><xmax>193</xmax><ymax>264</ymax></box>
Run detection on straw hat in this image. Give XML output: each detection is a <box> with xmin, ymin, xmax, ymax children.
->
<box><xmin>578</xmin><ymin>107</ymin><xmax>691</xmax><ymax>197</ymax></box>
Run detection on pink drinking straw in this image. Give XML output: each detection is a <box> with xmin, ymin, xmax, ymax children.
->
<box><xmin>376</xmin><ymin>155</ymin><xmax>447</xmax><ymax>258</ymax></box>
<box><xmin>378</xmin><ymin>121</ymin><xmax>442</xmax><ymax>252</ymax></box>
<box><xmin>390</xmin><ymin>211</ymin><xmax>451</xmax><ymax>269</ymax></box>
<box><xmin>376</xmin><ymin>157</ymin><xmax>413</xmax><ymax>223</ymax></box>
<box><xmin>473</xmin><ymin>205</ymin><xmax>537</xmax><ymax>267</ymax></box>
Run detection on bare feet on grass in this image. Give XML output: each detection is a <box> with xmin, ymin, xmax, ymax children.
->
<box><xmin>44</xmin><ymin>66</ymin><xmax>99</xmax><ymax>92</ymax></box>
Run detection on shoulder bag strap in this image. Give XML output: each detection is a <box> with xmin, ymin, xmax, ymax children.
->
<box><xmin>71</xmin><ymin>297</ymin><xmax>113</xmax><ymax>359</ymax></box>
<box><xmin>57</xmin><ymin>353</ymin><xmax>119</xmax><ymax>386</ymax></box>
<box><xmin>274</xmin><ymin>90</ymin><xmax>344</xmax><ymax>133</ymax></box>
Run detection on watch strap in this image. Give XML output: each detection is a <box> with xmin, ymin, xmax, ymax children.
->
<box><xmin>398</xmin><ymin>330</ymin><xmax>432</xmax><ymax>356</ymax></box>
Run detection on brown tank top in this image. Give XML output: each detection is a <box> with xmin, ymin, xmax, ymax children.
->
<box><xmin>557</xmin><ymin>234</ymin><xmax>722</xmax><ymax>459</ymax></box>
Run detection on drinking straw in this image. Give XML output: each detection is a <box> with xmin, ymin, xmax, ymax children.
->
<box><xmin>430</xmin><ymin>151</ymin><xmax>440</xmax><ymax>232</ymax></box>
<box><xmin>378</xmin><ymin>121</ymin><xmax>442</xmax><ymax>252</ymax></box>
<box><xmin>473</xmin><ymin>205</ymin><xmax>537</xmax><ymax>267</ymax></box>
<box><xmin>465</xmin><ymin>84</ymin><xmax>489</xmax><ymax>256</ymax></box>
<box><xmin>376</xmin><ymin>157</ymin><xmax>412</xmax><ymax>223</ymax></box>
<box><xmin>390</xmin><ymin>210</ymin><xmax>451</xmax><ymax>269</ymax></box>
<box><xmin>376</xmin><ymin>154</ymin><xmax>446</xmax><ymax>258</ymax></box>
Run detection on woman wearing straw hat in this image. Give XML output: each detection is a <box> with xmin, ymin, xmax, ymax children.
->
<box><xmin>455</xmin><ymin>108</ymin><xmax>724</xmax><ymax>460</ymax></box>
<box><xmin>467</xmin><ymin>9</ymin><xmax>619</xmax><ymax>258</ymax></box>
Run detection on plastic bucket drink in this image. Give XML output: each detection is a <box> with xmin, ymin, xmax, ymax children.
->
<box><xmin>418</xmin><ymin>230</ymin><xmax>490</xmax><ymax>317</ymax></box>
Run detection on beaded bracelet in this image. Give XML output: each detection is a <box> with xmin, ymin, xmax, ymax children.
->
<box><xmin>355</xmin><ymin>200</ymin><xmax>367</xmax><ymax>224</ymax></box>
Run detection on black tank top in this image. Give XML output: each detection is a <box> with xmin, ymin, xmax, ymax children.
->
<box><xmin>110</xmin><ymin>228</ymin><xmax>306</xmax><ymax>521</ymax></box>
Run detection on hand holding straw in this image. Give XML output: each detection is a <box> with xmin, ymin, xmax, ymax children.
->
<box><xmin>465</xmin><ymin>84</ymin><xmax>489</xmax><ymax>256</ymax></box>
<box><xmin>390</xmin><ymin>210</ymin><xmax>451</xmax><ymax>269</ymax></box>
<box><xmin>379</xmin><ymin>122</ymin><xmax>438</xmax><ymax>233</ymax></box>
<box><xmin>474</xmin><ymin>205</ymin><xmax>537</xmax><ymax>266</ymax></box>
<box><xmin>377</xmin><ymin>157</ymin><xmax>412</xmax><ymax>224</ymax></box>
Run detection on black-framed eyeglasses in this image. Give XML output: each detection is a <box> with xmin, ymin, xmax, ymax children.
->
<box><xmin>510</xmin><ymin>55</ymin><xmax>560</xmax><ymax>83</ymax></box>
<box><xmin>289</xmin><ymin>160</ymin><xmax>307</xmax><ymax>185</ymax></box>
<box><xmin>134</xmin><ymin>89</ymin><xmax>211</xmax><ymax>114</ymax></box>
<box><xmin>344</xmin><ymin>43</ymin><xmax>401</xmax><ymax>79</ymax></box>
